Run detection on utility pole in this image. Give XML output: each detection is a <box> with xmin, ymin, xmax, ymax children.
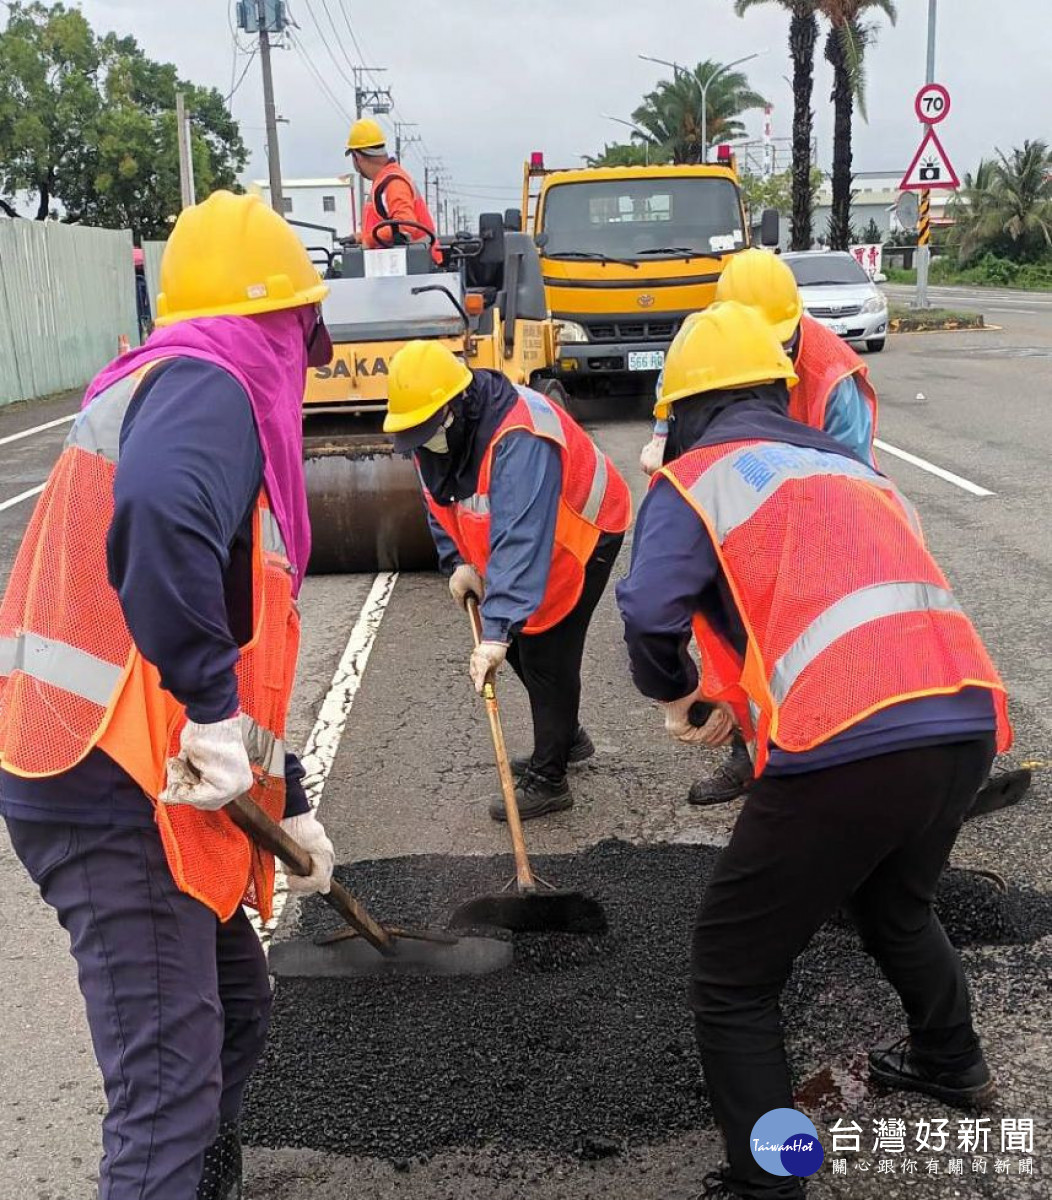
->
<box><xmin>353</xmin><ymin>66</ymin><xmax>392</xmax><ymax>229</ymax></box>
<box><xmin>175</xmin><ymin>92</ymin><xmax>195</xmax><ymax>209</ymax></box>
<box><xmin>915</xmin><ymin>0</ymin><xmax>937</xmax><ymax>309</ymax></box>
<box><xmin>394</xmin><ymin>120</ymin><xmax>418</xmax><ymax>163</ymax></box>
<box><xmin>237</xmin><ymin>0</ymin><xmax>287</xmax><ymax>213</ymax></box>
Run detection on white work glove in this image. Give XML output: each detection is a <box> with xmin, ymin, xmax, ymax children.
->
<box><xmin>449</xmin><ymin>563</ymin><xmax>484</xmax><ymax>608</ymax></box>
<box><xmin>470</xmin><ymin>641</ymin><xmax>508</xmax><ymax>694</ymax></box>
<box><xmin>640</xmin><ymin>433</ymin><xmax>668</xmax><ymax>476</ymax></box>
<box><xmin>280</xmin><ymin>811</ymin><xmax>335</xmax><ymax>895</ymax></box>
<box><xmin>161</xmin><ymin>715</ymin><xmax>253</xmax><ymax>811</ymax></box>
<box><xmin>663</xmin><ymin>692</ymin><xmax>736</xmax><ymax>747</ymax></box>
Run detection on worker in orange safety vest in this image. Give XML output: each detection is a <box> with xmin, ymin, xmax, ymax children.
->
<box><xmin>617</xmin><ymin>301</ymin><xmax>1012</xmax><ymax>1200</ymax></box>
<box><xmin>0</xmin><ymin>192</ymin><xmax>336</xmax><ymax>1200</ymax></box>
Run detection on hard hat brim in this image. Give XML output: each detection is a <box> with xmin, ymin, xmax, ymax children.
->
<box><xmin>770</xmin><ymin>310</ymin><xmax>803</xmax><ymax>344</ymax></box>
<box><xmin>155</xmin><ymin>280</ymin><xmax>329</xmax><ymax>327</ymax></box>
<box><xmin>383</xmin><ymin>363</ymin><xmax>472</xmax><ymax>434</ymax></box>
<box><xmin>390</xmin><ymin>405</ymin><xmax>448</xmax><ymax>454</ymax></box>
<box><xmin>661</xmin><ymin>365</ymin><xmax>799</xmax><ymax>408</ymax></box>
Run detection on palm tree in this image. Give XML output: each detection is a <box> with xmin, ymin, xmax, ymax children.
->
<box><xmin>819</xmin><ymin>1</ymin><xmax>897</xmax><ymax>250</ymax></box>
<box><xmin>585</xmin><ymin>141</ymin><xmax>653</xmax><ymax>169</ymax></box>
<box><xmin>631</xmin><ymin>60</ymin><xmax>766</xmax><ymax>165</ymax></box>
<box><xmin>950</xmin><ymin>141</ymin><xmax>1052</xmax><ymax>263</ymax></box>
<box><xmin>734</xmin><ymin>1</ymin><xmax>820</xmax><ymax>249</ymax></box>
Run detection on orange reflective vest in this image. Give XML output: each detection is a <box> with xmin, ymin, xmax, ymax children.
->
<box><xmin>362</xmin><ymin>161</ymin><xmax>440</xmax><ymax>261</ymax></box>
<box><xmin>0</xmin><ymin>365</ymin><xmax>299</xmax><ymax>922</ymax></box>
<box><xmin>791</xmin><ymin>314</ymin><xmax>878</xmax><ymax>445</ymax></box>
<box><xmin>657</xmin><ymin>438</ymin><xmax>1011</xmax><ymax>774</ymax></box>
<box><xmin>425</xmin><ymin>388</ymin><xmax>631</xmax><ymax>634</ymax></box>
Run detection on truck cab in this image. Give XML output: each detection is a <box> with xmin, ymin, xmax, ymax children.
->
<box><xmin>523</xmin><ymin>153</ymin><xmax>777</xmax><ymax>395</ymax></box>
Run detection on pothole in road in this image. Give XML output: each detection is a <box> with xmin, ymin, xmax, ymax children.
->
<box><xmin>243</xmin><ymin>840</ymin><xmax>1052</xmax><ymax>1162</ymax></box>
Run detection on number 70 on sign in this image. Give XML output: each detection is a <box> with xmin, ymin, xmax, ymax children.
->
<box><xmin>915</xmin><ymin>83</ymin><xmax>950</xmax><ymax>124</ymax></box>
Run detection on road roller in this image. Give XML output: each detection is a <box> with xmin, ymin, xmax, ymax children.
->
<box><xmin>303</xmin><ymin>213</ymin><xmax>564</xmax><ymax>574</ymax></box>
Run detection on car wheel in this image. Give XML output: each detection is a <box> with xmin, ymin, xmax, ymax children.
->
<box><xmin>866</xmin><ymin>338</ymin><xmax>886</xmax><ymax>353</ymax></box>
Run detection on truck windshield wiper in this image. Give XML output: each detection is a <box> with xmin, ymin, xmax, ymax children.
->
<box><xmin>637</xmin><ymin>246</ymin><xmax>705</xmax><ymax>257</ymax></box>
<box><xmin>546</xmin><ymin>251</ymin><xmax>640</xmax><ymax>269</ymax></box>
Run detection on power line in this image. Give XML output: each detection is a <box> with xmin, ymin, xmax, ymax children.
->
<box><xmin>297</xmin><ymin>0</ymin><xmax>357</xmax><ymax>91</ymax></box>
<box><xmin>335</xmin><ymin>2</ymin><xmax>379</xmax><ymax>84</ymax></box>
<box><xmin>288</xmin><ymin>31</ymin><xmax>354</xmax><ymax>123</ymax></box>
<box><xmin>317</xmin><ymin>0</ymin><xmax>363</xmax><ymax>82</ymax></box>
<box><xmin>226</xmin><ymin>47</ymin><xmax>259</xmax><ymax>104</ymax></box>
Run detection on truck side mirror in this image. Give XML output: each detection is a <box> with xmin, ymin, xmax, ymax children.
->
<box><xmin>759</xmin><ymin>209</ymin><xmax>780</xmax><ymax>248</ymax></box>
<box><xmin>504</xmin><ymin>208</ymin><xmax>523</xmax><ymax>232</ymax></box>
<box><xmin>534</xmin><ymin>231</ymin><xmax>549</xmax><ymax>250</ymax></box>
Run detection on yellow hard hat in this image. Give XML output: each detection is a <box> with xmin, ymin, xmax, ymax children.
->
<box><xmin>658</xmin><ymin>301</ymin><xmax>798</xmax><ymax>409</ymax></box>
<box><xmin>346</xmin><ymin>118</ymin><xmax>387</xmax><ymax>155</ymax></box>
<box><xmin>714</xmin><ymin>248</ymin><xmax>803</xmax><ymax>344</ymax></box>
<box><xmin>155</xmin><ymin>191</ymin><xmax>328</xmax><ymax>326</ymax></box>
<box><xmin>384</xmin><ymin>341</ymin><xmax>473</xmax><ymax>435</ymax></box>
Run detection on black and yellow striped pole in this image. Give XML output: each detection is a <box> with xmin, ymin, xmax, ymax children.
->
<box><xmin>918</xmin><ymin>191</ymin><xmax>931</xmax><ymax>247</ymax></box>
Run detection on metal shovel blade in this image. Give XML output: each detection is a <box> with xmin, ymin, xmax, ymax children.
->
<box><xmin>268</xmin><ymin>931</ymin><xmax>514</xmax><ymax>979</ymax></box>
<box><xmin>965</xmin><ymin>768</ymin><xmax>1032</xmax><ymax>821</ymax></box>
<box><xmin>449</xmin><ymin>889</ymin><xmax>608</xmax><ymax>936</ymax></box>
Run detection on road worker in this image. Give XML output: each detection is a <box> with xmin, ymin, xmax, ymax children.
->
<box><xmin>385</xmin><ymin>343</ymin><xmax>631</xmax><ymax>820</ymax></box>
<box><xmin>0</xmin><ymin>191</ymin><xmax>336</xmax><ymax>1200</ymax></box>
<box><xmin>617</xmin><ymin>302</ymin><xmax>1011</xmax><ymax>1200</ymax></box>
<box><xmin>643</xmin><ymin>248</ymin><xmax>1028</xmax><ymax>818</ymax></box>
<box><xmin>345</xmin><ymin>117</ymin><xmax>439</xmax><ymax>257</ymax></box>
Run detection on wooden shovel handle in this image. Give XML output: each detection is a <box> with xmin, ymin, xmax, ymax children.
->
<box><xmin>465</xmin><ymin>597</ymin><xmax>535</xmax><ymax>891</ymax></box>
<box><xmin>227</xmin><ymin>794</ymin><xmax>392</xmax><ymax>953</ymax></box>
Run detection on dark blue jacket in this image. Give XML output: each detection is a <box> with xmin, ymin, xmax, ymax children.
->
<box><xmin>616</xmin><ymin>399</ymin><xmax>994</xmax><ymax>774</ymax></box>
<box><xmin>0</xmin><ymin>359</ymin><xmax>310</xmax><ymax>825</ymax></box>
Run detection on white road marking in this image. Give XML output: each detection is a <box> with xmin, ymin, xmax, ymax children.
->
<box><xmin>254</xmin><ymin>570</ymin><xmax>399</xmax><ymax>945</ymax></box>
<box><xmin>0</xmin><ymin>483</ymin><xmax>45</xmax><ymax>513</ymax></box>
<box><xmin>0</xmin><ymin>413</ymin><xmax>75</xmax><ymax>447</ymax></box>
<box><xmin>875</xmin><ymin>439</ymin><xmax>994</xmax><ymax>497</ymax></box>
<box><xmin>988</xmin><ymin>307</ymin><xmax>1043</xmax><ymax>315</ymax></box>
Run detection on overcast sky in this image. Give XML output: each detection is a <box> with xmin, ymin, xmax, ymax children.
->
<box><xmin>68</xmin><ymin>0</ymin><xmax>1050</xmax><ymax>220</ymax></box>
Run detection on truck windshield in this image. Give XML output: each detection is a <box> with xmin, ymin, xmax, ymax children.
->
<box><xmin>541</xmin><ymin>177</ymin><xmax>744</xmax><ymax>260</ymax></box>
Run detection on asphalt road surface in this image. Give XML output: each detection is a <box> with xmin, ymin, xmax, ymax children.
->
<box><xmin>0</xmin><ymin>300</ymin><xmax>1049</xmax><ymax>1199</ymax></box>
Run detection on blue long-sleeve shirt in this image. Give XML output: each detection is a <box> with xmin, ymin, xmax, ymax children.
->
<box><xmin>617</xmin><ymin>400</ymin><xmax>995</xmax><ymax>774</ymax></box>
<box><xmin>0</xmin><ymin>358</ymin><xmax>309</xmax><ymax>826</ymax></box>
<box><xmin>427</xmin><ymin>430</ymin><xmax>562</xmax><ymax>643</ymax></box>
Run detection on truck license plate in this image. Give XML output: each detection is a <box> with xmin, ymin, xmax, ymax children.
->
<box><xmin>628</xmin><ymin>350</ymin><xmax>665</xmax><ymax>371</ymax></box>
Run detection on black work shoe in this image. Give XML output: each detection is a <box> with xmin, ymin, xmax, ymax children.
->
<box><xmin>197</xmin><ymin>1120</ymin><xmax>243</xmax><ymax>1199</ymax></box>
<box><xmin>869</xmin><ymin>1038</ymin><xmax>997</xmax><ymax>1110</ymax></box>
<box><xmin>687</xmin><ymin>737</ymin><xmax>754</xmax><ymax>806</ymax></box>
<box><xmin>964</xmin><ymin>767</ymin><xmax>1032</xmax><ymax>820</ymax></box>
<box><xmin>511</xmin><ymin>727</ymin><xmax>596</xmax><ymax>777</ymax></box>
<box><xmin>697</xmin><ymin>1167</ymin><xmax>804</xmax><ymax>1199</ymax></box>
<box><xmin>490</xmin><ymin>769</ymin><xmax>573</xmax><ymax>822</ymax></box>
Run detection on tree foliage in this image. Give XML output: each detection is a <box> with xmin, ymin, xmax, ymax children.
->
<box><xmin>584</xmin><ymin>141</ymin><xmax>655</xmax><ymax>169</ymax></box>
<box><xmin>949</xmin><ymin>141</ymin><xmax>1052</xmax><ymax>264</ymax></box>
<box><xmin>0</xmin><ymin>1</ymin><xmax>246</xmax><ymax>237</ymax></box>
<box><xmin>740</xmin><ymin>165</ymin><xmax>823</xmax><ymax>221</ymax></box>
<box><xmin>628</xmin><ymin>60</ymin><xmax>767</xmax><ymax>165</ymax></box>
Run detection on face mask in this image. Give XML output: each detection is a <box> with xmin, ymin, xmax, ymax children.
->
<box><xmin>420</xmin><ymin>411</ymin><xmax>454</xmax><ymax>455</ymax></box>
<box><xmin>306</xmin><ymin>308</ymin><xmax>333</xmax><ymax>368</ymax></box>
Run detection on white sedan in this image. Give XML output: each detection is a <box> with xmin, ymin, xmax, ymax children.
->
<box><xmin>782</xmin><ymin>251</ymin><xmax>889</xmax><ymax>353</ymax></box>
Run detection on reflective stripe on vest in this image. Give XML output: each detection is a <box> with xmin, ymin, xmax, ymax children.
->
<box><xmin>581</xmin><ymin>440</ymin><xmax>608</xmax><ymax>524</ymax></box>
<box><xmin>685</xmin><ymin>442</ymin><xmax>920</xmax><ymax>541</ymax></box>
<box><xmin>67</xmin><ymin>373</ymin><xmax>142</xmax><ymax>463</ymax></box>
<box><xmin>260</xmin><ymin>508</ymin><xmax>288</xmax><ymax>556</ymax></box>
<box><xmin>457</xmin><ymin>493</ymin><xmax>490</xmax><ymax>517</ymax></box>
<box><xmin>519</xmin><ymin>388</ymin><xmax>567</xmax><ymax>446</ymax></box>
<box><xmin>0</xmin><ymin>632</ymin><xmax>122</xmax><ymax>706</ymax></box>
<box><xmin>769</xmin><ymin>582</ymin><xmax>961</xmax><ymax>705</ymax></box>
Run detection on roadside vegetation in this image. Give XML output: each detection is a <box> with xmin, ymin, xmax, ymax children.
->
<box><xmin>887</xmin><ymin>304</ymin><xmax>985</xmax><ymax>333</ymax></box>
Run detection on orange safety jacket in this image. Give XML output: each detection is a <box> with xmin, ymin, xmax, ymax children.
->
<box><xmin>791</xmin><ymin>314</ymin><xmax>879</xmax><ymax>444</ymax></box>
<box><xmin>0</xmin><ymin>365</ymin><xmax>299</xmax><ymax>922</ymax></box>
<box><xmin>362</xmin><ymin>161</ymin><xmax>440</xmax><ymax>262</ymax></box>
<box><xmin>425</xmin><ymin>388</ymin><xmax>631</xmax><ymax>634</ymax></box>
<box><xmin>657</xmin><ymin>438</ymin><xmax>1011</xmax><ymax>774</ymax></box>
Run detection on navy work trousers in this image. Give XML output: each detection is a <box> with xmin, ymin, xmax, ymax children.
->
<box><xmin>5</xmin><ymin>816</ymin><xmax>272</xmax><ymax>1200</ymax></box>
<box><xmin>690</xmin><ymin>736</ymin><xmax>995</xmax><ymax>1198</ymax></box>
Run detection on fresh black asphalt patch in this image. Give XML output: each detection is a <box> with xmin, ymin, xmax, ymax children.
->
<box><xmin>242</xmin><ymin>839</ymin><xmax>1052</xmax><ymax>1162</ymax></box>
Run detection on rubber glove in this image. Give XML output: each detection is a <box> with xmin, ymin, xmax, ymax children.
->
<box><xmin>449</xmin><ymin>563</ymin><xmax>484</xmax><ymax>608</ymax></box>
<box><xmin>663</xmin><ymin>692</ymin><xmax>736</xmax><ymax>747</ymax></box>
<box><xmin>161</xmin><ymin>715</ymin><xmax>253</xmax><ymax>811</ymax></box>
<box><xmin>470</xmin><ymin>641</ymin><xmax>508</xmax><ymax>694</ymax></box>
<box><xmin>281</xmin><ymin>811</ymin><xmax>336</xmax><ymax>895</ymax></box>
<box><xmin>639</xmin><ymin>433</ymin><xmax>668</xmax><ymax>476</ymax></box>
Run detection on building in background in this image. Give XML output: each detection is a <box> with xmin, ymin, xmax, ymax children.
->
<box><xmin>247</xmin><ymin>177</ymin><xmax>355</xmax><ymax>247</ymax></box>
<box><xmin>812</xmin><ymin>170</ymin><xmax>953</xmax><ymax>243</ymax></box>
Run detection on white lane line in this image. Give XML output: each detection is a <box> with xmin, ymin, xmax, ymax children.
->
<box><xmin>0</xmin><ymin>413</ymin><xmax>75</xmax><ymax>447</ymax></box>
<box><xmin>0</xmin><ymin>483</ymin><xmax>45</xmax><ymax>513</ymax></box>
<box><xmin>988</xmin><ymin>307</ymin><xmax>1043</xmax><ymax>315</ymax></box>
<box><xmin>255</xmin><ymin>570</ymin><xmax>398</xmax><ymax>945</ymax></box>
<box><xmin>875</xmin><ymin>439</ymin><xmax>994</xmax><ymax>497</ymax></box>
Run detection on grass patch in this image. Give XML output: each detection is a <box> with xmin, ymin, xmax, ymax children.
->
<box><xmin>888</xmin><ymin>304</ymin><xmax>985</xmax><ymax>333</ymax></box>
<box><xmin>883</xmin><ymin>256</ymin><xmax>1052</xmax><ymax>291</ymax></box>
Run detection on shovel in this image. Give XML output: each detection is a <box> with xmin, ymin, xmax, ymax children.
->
<box><xmin>448</xmin><ymin>597</ymin><xmax>607</xmax><ymax>936</ymax></box>
<box><xmin>227</xmin><ymin>794</ymin><xmax>513</xmax><ymax>978</ymax></box>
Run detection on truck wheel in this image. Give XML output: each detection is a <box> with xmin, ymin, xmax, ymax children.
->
<box><xmin>532</xmin><ymin>377</ymin><xmax>580</xmax><ymax>418</ymax></box>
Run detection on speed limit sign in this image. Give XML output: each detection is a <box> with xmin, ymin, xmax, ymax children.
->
<box><xmin>915</xmin><ymin>83</ymin><xmax>950</xmax><ymax>124</ymax></box>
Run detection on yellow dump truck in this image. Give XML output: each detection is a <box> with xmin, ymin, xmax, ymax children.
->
<box><xmin>520</xmin><ymin>151</ymin><xmax>778</xmax><ymax>397</ymax></box>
